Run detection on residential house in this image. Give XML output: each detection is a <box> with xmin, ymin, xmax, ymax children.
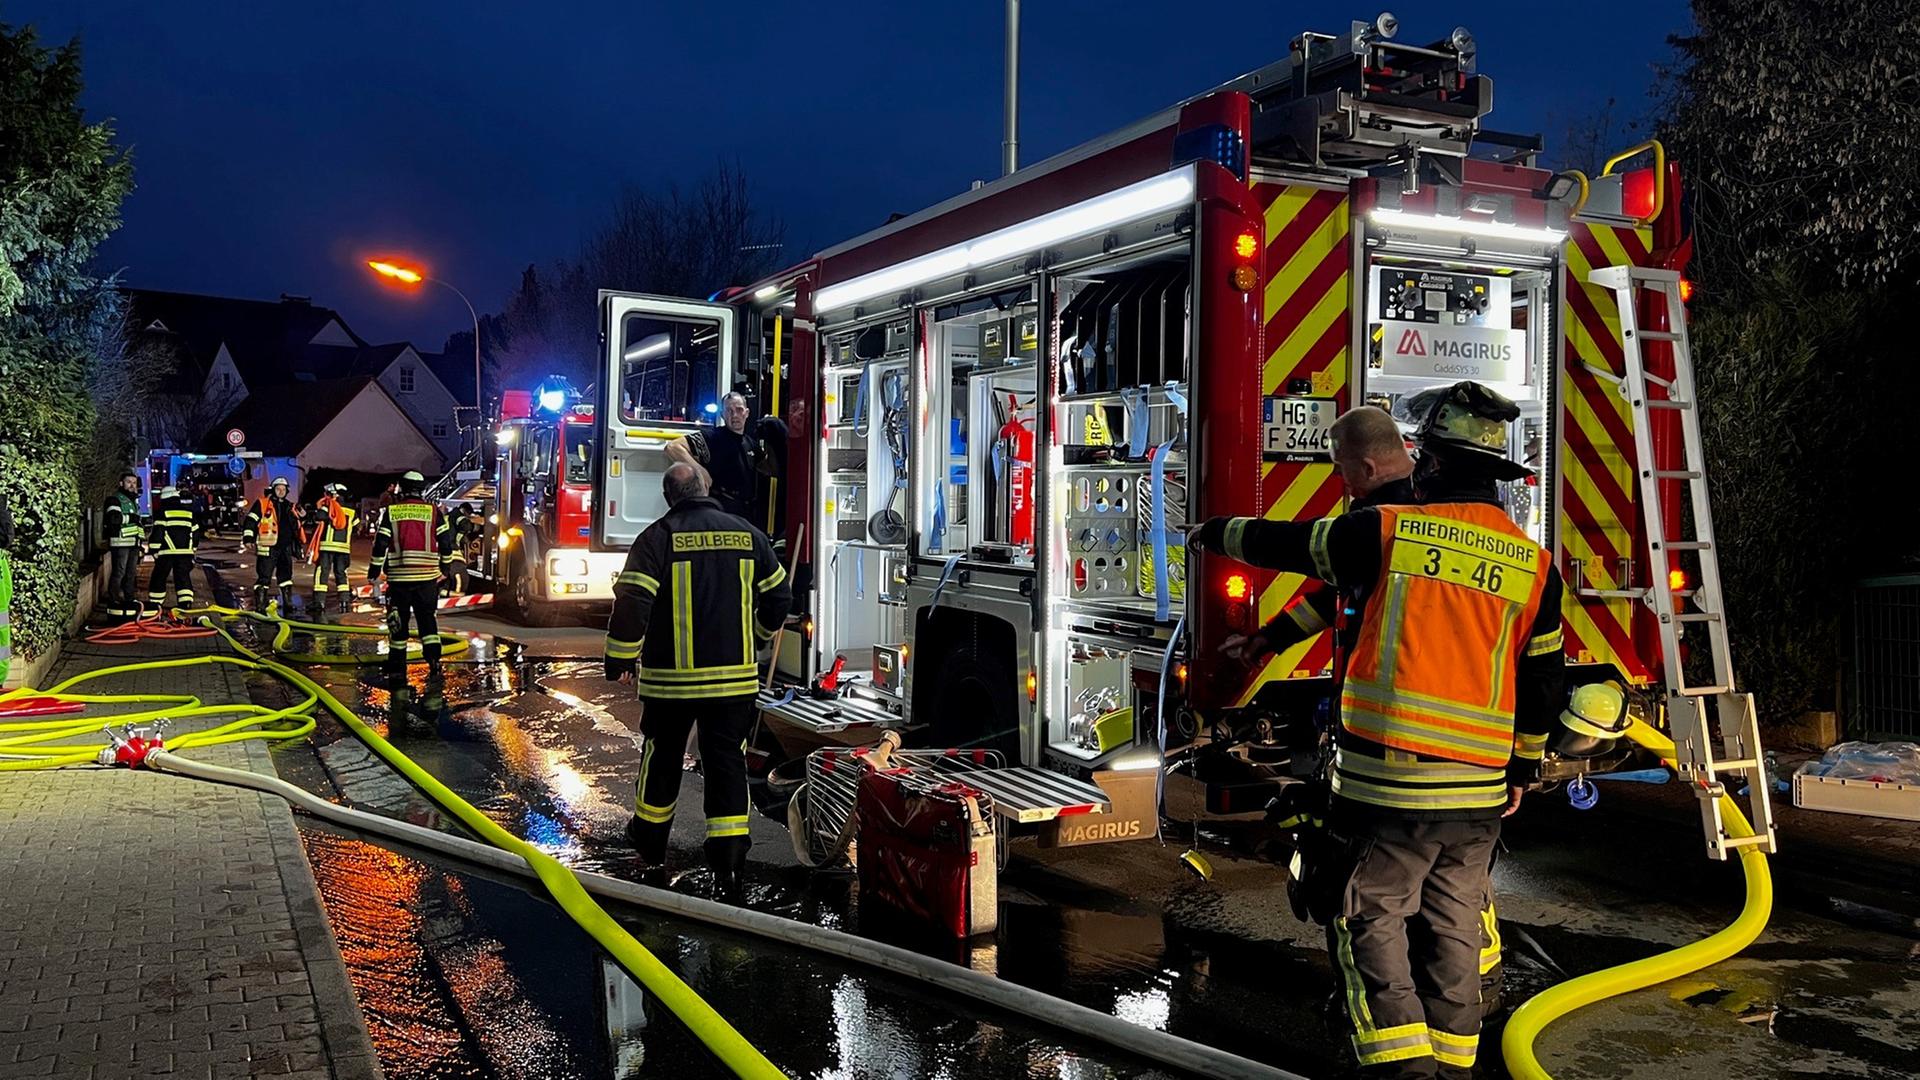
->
<box><xmin>121</xmin><ymin>289</ymin><xmax>464</xmax><ymax>465</ymax></box>
<box><xmin>196</xmin><ymin>378</ymin><xmax>443</xmax><ymax>503</ymax></box>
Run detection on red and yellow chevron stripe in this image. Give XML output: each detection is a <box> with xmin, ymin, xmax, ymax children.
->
<box><xmin>1560</xmin><ymin>221</ymin><xmax>1656</xmax><ymax>683</ymax></box>
<box><xmin>1236</xmin><ymin>182</ymin><xmax>1352</xmax><ymax>705</ymax></box>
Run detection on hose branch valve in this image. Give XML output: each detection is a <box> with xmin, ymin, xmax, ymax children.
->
<box><xmin>96</xmin><ymin>719</ymin><xmax>170</xmax><ymax>768</ymax></box>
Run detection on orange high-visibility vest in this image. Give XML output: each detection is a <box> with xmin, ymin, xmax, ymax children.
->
<box><xmin>254</xmin><ymin>497</ymin><xmax>280</xmax><ymax>547</ymax></box>
<box><xmin>1338</xmin><ymin>502</ymin><xmax>1550</xmax><ymax>769</ymax></box>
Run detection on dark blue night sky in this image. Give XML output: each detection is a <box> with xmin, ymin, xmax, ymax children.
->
<box><xmin>13</xmin><ymin>0</ymin><xmax>1690</xmax><ymax>348</ymax></box>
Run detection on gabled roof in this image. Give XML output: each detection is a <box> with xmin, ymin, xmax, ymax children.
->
<box><xmin>122</xmin><ymin>288</ymin><xmax>369</xmax><ymax>390</ymax></box>
<box><xmin>199</xmin><ymin>377</ymin><xmax>381</xmax><ymax>456</ymax></box>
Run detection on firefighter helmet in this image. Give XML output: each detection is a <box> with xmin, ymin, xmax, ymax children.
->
<box><xmin>1554</xmin><ymin>680</ymin><xmax>1633</xmax><ymax>758</ymax></box>
<box><xmin>158</xmin><ymin>486</ymin><xmax>179</xmax><ymax>499</ymax></box>
<box><xmin>1397</xmin><ymin>381</ymin><xmax>1530</xmax><ymax>481</ymax></box>
<box><xmin>270</xmin><ymin>476</ymin><xmax>291</xmax><ymax>490</ymax></box>
<box><xmin>397</xmin><ymin>470</ymin><xmax>426</xmax><ymax>494</ymax></box>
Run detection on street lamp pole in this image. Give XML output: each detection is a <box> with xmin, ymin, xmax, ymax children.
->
<box><xmin>426</xmin><ymin>276</ymin><xmax>482</xmax><ymax>431</ymax></box>
<box><xmin>366</xmin><ymin>259</ymin><xmax>485</xmax><ymax>463</ymax></box>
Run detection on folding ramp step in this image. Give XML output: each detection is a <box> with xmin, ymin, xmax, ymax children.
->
<box><xmin>959</xmin><ymin>767</ymin><xmax>1113</xmax><ymax>824</ymax></box>
<box><xmin>757</xmin><ymin>687</ymin><xmax>906</xmax><ymax>734</ymax></box>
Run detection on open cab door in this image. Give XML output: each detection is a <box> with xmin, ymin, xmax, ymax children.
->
<box><xmin>595</xmin><ymin>292</ymin><xmax>736</xmax><ymax>550</ymax></box>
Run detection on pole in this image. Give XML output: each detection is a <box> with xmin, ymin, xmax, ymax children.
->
<box><xmin>428</xmin><ymin>277</ymin><xmax>483</xmax><ymax>465</ymax></box>
<box><xmin>1002</xmin><ymin>0</ymin><xmax>1020</xmax><ymax>176</ymax></box>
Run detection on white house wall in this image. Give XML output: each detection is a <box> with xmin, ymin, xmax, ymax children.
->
<box><xmin>297</xmin><ymin>384</ymin><xmax>444</xmax><ymax>489</ymax></box>
<box><xmin>374</xmin><ymin>347</ymin><xmax>463</xmax><ymax>464</ymax></box>
<box><xmin>202</xmin><ymin>344</ymin><xmax>247</xmax><ymax>405</ymax></box>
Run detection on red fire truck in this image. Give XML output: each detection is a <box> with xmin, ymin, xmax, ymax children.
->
<box><xmin>589</xmin><ymin>15</ymin><xmax>1771</xmax><ymax>854</ymax></box>
<box><xmin>464</xmin><ymin>382</ymin><xmax>626</xmax><ymax>621</ymax></box>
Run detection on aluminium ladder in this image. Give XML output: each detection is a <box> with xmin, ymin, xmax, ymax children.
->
<box><xmin>1587</xmin><ymin>265</ymin><xmax>1778</xmax><ymax>860</ymax></box>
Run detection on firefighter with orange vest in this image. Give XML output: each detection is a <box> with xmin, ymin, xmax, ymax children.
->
<box><xmin>241</xmin><ymin>478</ymin><xmax>306</xmax><ymax>612</ymax></box>
<box><xmin>366</xmin><ymin>471</ymin><xmax>452</xmax><ymax>664</ymax></box>
<box><xmin>308</xmin><ymin>483</ymin><xmax>358</xmax><ymax>613</ymax></box>
<box><xmin>1191</xmin><ymin>381</ymin><xmax>1565</xmax><ymax>1080</ymax></box>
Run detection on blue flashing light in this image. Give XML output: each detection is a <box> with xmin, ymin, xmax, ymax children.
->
<box><xmin>1171</xmin><ymin>123</ymin><xmax>1246</xmax><ymax>181</ymax></box>
<box><xmin>537</xmin><ymin>388</ymin><xmax>567</xmax><ymax>414</ymax></box>
<box><xmin>704</xmin><ymin>402</ymin><xmax>720</xmax><ymax>415</ymax></box>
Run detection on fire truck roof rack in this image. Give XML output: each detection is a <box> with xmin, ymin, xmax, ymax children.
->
<box><xmin>1236</xmin><ymin>12</ymin><xmax>1526</xmax><ymax>174</ymax></box>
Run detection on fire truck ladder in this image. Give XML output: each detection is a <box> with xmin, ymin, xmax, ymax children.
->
<box><xmin>1588</xmin><ymin>264</ymin><xmax>1778</xmax><ymax>861</ymax></box>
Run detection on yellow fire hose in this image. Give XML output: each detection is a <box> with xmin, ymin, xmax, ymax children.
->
<box><xmin>0</xmin><ymin>606</ymin><xmax>787</xmax><ymax>1079</ymax></box>
<box><xmin>1501</xmin><ymin>717</ymin><xmax>1774</xmax><ymax>1079</ymax></box>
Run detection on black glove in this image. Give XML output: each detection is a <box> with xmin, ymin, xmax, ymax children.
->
<box><xmin>1188</xmin><ymin>516</ymin><xmax>1231</xmax><ymax>552</ymax></box>
<box><xmin>605</xmin><ymin>655</ymin><xmax>635</xmax><ymax>682</ymax></box>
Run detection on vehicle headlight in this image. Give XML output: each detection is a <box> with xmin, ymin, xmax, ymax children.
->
<box><xmin>550</xmin><ymin>557</ymin><xmax>590</xmax><ymax>578</ymax></box>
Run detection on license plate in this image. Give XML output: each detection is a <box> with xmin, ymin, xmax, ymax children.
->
<box><xmin>1263</xmin><ymin>397</ymin><xmax>1335</xmax><ymax>461</ymax></box>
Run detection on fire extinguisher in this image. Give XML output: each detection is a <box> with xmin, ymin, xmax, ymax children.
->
<box><xmin>999</xmin><ymin>394</ymin><xmax>1035</xmax><ymax>548</ymax></box>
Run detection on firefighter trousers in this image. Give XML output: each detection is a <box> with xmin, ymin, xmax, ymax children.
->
<box><xmin>1326</xmin><ymin>814</ymin><xmax>1499</xmax><ymax>1079</ymax></box>
<box><xmin>147</xmin><ymin>554</ymin><xmax>197</xmax><ymax>608</ymax></box>
<box><xmin>312</xmin><ymin>552</ymin><xmax>350</xmax><ymax>595</ymax></box>
<box><xmin>107</xmin><ymin>545</ymin><xmax>140</xmax><ymax>617</ymax></box>
<box><xmin>254</xmin><ymin>546</ymin><xmax>295</xmax><ymax>593</ymax></box>
<box><xmin>628</xmin><ymin>695</ymin><xmax>753</xmax><ymax>871</ymax></box>
<box><xmin>384</xmin><ymin>580</ymin><xmax>441</xmax><ymax>661</ymax></box>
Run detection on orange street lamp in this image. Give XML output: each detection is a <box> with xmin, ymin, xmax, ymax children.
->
<box><xmin>367</xmin><ymin>259</ymin><xmax>423</xmax><ymax>284</ymax></box>
<box><xmin>365</xmin><ymin>258</ymin><xmax>483</xmax><ymax>436</ymax></box>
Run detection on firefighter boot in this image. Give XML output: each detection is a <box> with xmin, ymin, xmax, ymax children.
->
<box><xmin>338</xmin><ymin>591</ymin><xmax>351</xmax><ymax>614</ymax></box>
<box><xmin>709</xmin><ymin>840</ymin><xmax>748</xmax><ymax>905</ymax></box>
<box><xmin>253</xmin><ymin>584</ymin><xmax>269</xmax><ymax>612</ymax></box>
<box><xmin>279</xmin><ymin>585</ymin><xmax>294</xmax><ymax>614</ymax></box>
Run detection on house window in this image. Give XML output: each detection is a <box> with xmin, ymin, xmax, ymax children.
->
<box><xmin>222</xmin><ymin>373</ymin><xmax>233</xmax><ymax>390</ymax></box>
<box><xmin>399</xmin><ymin>365</ymin><xmax>416</xmax><ymax>393</ymax></box>
<box><xmin>432</xmin><ymin>420</ymin><xmax>448</xmax><ymax>438</ymax></box>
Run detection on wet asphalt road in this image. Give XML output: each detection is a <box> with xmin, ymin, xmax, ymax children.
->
<box><xmin>196</xmin><ymin>544</ymin><xmax>1919</xmax><ymax>1079</ymax></box>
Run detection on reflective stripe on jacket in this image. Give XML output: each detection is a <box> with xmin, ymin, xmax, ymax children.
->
<box><xmin>147</xmin><ymin>496</ymin><xmax>203</xmax><ymax>556</ymax></box>
<box><xmin>308</xmin><ymin>497</ymin><xmax>357</xmax><ymax>557</ymax></box>
<box><xmin>605</xmin><ymin>496</ymin><xmax>792</xmax><ymax>700</ymax></box>
<box><xmin>1338</xmin><ymin>503</ymin><xmax>1550</xmax><ymax>771</ymax></box>
<box><xmin>369</xmin><ymin>498</ymin><xmax>449</xmax><ymax>583</ymax></box>
<box><xmin>105</xmin><ymin>493</ymin><xmax>143</xmax><ymax>547</ymax></box>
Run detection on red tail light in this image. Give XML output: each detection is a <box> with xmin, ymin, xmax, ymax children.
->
<box><xmin>1668</xmin><ymin>569</ymin><xmax>1688</xmax><ymax>591</ymax></box>
<box><xmin>1233</xmin><ymin>232</ymin><xmax>1259</xmax><ymax>260</ymax></box>
<box><xmin>1621</xmin><ymin>169</ymin><xmax>1658</xmax><ymax>221</ymax></box>
<box><xmin>1224</xmin><ymin>573</ymin><xmax>1249</xmax><ymax>600</ymax></box>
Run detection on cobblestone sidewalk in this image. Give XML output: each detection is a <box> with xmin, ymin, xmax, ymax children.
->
<box><xmin>0</xmin><ymin>622</ymin><xmax>381</xmax><ymax>1078</ymax></box>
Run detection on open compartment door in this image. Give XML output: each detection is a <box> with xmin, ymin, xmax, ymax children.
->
<box><xmin>596</xmin><ymin>292</ymin><xmax>736</xmax><ymax>549</ymax></box>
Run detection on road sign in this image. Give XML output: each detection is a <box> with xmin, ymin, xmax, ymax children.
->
<box><xmin>225</xmin><ymin>428</ymin><xmax>246</xmax><ymax>447</ymax></box>
<box><xmin>226</xmin><ymin>455</ymin><xmax>247</xmax><ymax>477</ymax></box>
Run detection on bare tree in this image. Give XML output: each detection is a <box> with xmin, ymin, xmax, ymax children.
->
<box><xmin>480</xmin><ymin>163</ymin><xmax>784</xmax><ymax>395</ymax></box>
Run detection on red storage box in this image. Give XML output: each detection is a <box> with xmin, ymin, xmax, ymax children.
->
<box><xmin>856</xmin><ymin>768</ymin><xmax>997</xmax><ymax>937</ymax></box>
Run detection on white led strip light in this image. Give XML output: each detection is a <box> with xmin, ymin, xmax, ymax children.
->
<box><xmin>814</xmin><ymin>166</ymin><xmax>1198</xmax><ymax>314</ymax></box>
<box><xmin>1369</xmin><ymin>207</ymin><xmax>1566</xmax><ymax>245</ymax></box>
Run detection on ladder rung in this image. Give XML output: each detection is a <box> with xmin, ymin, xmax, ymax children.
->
<box><xmin>1657</xmin><ymin>541</ymin><xmax>1712</xmax><ymax>551</ymax></box>
<box><xmin>1715</xmin><ymin>758</ymin><xmax>1760</xmax><ymax>773</ymax></box>
<box><xmin>1720</xmin><ymin>834</ymin><xmax>1772</xmax><ymax>850</ymax></box>
<box><xmin>1676</xmin><ymin>612</ymin><xmax>1722</xmax><ymax>623</ymax></box>
<box><xmin>1673</xmin><ymin>684</ymin><xmax>1732</xmax><ymax>696</ymax></box>
<box><xmin>1577</xmin><ymin>588</ymin><xmax>1647</xmax><ymax>600</ymax></box>
<box><xmin>1651</xmin><ymin>470</ymin><xmax>1702</xmax><ymax>480</ymax></box>
<box><xmin>1646</xmin><ymin>399</ymin><xmax>1693</xmax><ymax>410</ymax></box>
<box><xmin>1632</xmin><ymin>329</ymin><xmax>1681</xmax><ymax>342</ymax></box>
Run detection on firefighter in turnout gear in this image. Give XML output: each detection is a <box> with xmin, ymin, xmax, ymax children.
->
<box><xmin>145</xmin><ymin>486</ymin><xmax>204</xmax><ymax>611</ymax></box>
<box><xmin>604</xmin><ymin>463</ymin><xmax>791</xmax><ymax>901</ymax></box>
<box><xmin>1191</xmin><ymin>382</ymin><xmax>1565</xmax><ymax>1079</ymax></box>
<box><xmin>102</xmin><ymin>472</ymin><xmax>144</xmax><ymax>620</ymax></box>
<box><xmin>1233</xmin><ymin>406</ymin><xmax>1508</xmax><ymax>1011</ymax></box>
<box><xmin>308</xmin><ymin>484</ymin><xmax>357</xmax><ymax>613</ymax></box>
<box><xmin>367</xmin><ymin>471</ymin><xmax>451</xmax><ymax>664</ymax></box>
<box><xmin>243</xmin><ymin>477</ymin><xmax>306</xmax><ymax>612</ymax></box>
